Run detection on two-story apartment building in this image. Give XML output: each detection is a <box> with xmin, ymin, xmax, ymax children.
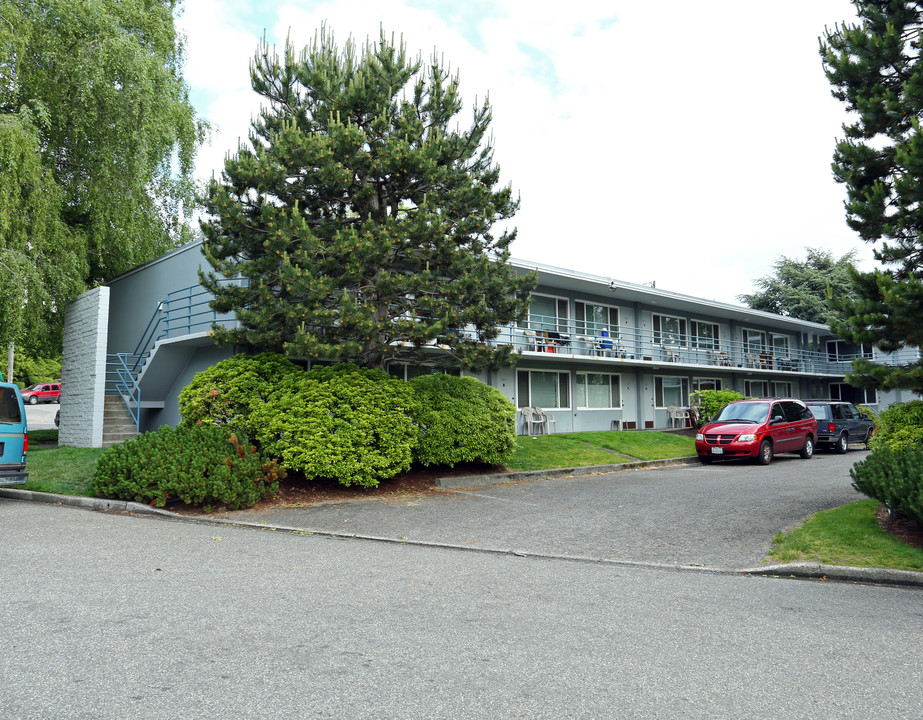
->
<box><xmin>59</xmin><ymin>240</ymin><xmax>919</xmax><ymax>447</ymax></box>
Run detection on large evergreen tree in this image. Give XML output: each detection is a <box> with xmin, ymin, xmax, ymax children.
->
<box><xmin>739</xmin><ymin>247</ymin><xmax>858</xmax><ymax>324</ymax></box>
<box><xmin>821</xmin><ymin>0</ymin><xmax>923</xmax><ymax>394</ymax></box>
<box><xmin>0</xmin><ymin>0</ymin><xmax>205</xmax><ymax>355</ymax></box>
<box><xmin>200</xmin><ymin>29</ymin><xmax>535</xmax><ymax>371</ymax></box>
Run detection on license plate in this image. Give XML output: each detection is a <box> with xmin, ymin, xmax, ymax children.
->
<box><xmin>711</xmin><ymin>447</ymin><xmax>724</xmax><ymax>455</ymax></box>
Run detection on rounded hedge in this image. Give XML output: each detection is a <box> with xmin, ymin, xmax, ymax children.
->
<box><xmin>250</xmin><ymin>363</ymin><xmax>419</xmax><ymax>488</ymax></box>
<box><xmin>409</xmin><ymin>374</ymin><xmax>516</xmax><ymax>467</ymax></box>
<box><xmin>91</xmin><ymin>424</ymin><xmax>282</xmax><ymax>512</ymax></box>
<box><xmin>178</xmin><ymin>352</ymin><xmax>303</xmax><ymax>434</ymax></box>
<box><xmin>868</xmin><ymin>399</ymin><xmax>923</xmax><ymax>452</ymax></box>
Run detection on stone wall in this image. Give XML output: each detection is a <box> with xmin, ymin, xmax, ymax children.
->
<box><xmin>60</xmin><ymin>287</ymin><xmax>110</xmax><ymax>448</ymax></box>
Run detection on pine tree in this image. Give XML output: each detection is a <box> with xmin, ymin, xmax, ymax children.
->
<box><xmin>820</xmin><ymin>1</ymin><xmax>923</xmax><ymax>394</ymax></box>
<box><xmin>200</xmin><ymin>28</ymin><xmax>535</xmax><ymax>370</ymax></box>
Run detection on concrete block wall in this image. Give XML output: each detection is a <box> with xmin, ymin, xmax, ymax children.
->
<box><xmin>60</xmin><ymin>287</ymin><xmax>110</xmax><ymax>448</ymax></box>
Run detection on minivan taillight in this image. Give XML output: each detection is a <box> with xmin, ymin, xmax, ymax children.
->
<box><xmin>23</xmin><ymin>433</ymin><xmax>28</xmax><ymax>454</ymax></box>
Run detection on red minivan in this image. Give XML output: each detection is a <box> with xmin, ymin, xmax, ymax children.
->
<box><xmin>695</xmin><ymin>398</ymin><xmax>817</xmax><ymax>465</ymax></box>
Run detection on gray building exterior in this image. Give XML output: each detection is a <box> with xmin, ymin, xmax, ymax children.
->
<box><xmin>60</xmin><ymin>240</ymin><xmax>918</xmax><ymax>447</ymax></box>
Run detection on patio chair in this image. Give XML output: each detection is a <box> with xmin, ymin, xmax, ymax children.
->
<box><xmin>520</xmin><ymin>407</ymin><xmax>543</xmax><ymax>435</ymax></box>
<box><xmin>533</xmin><ymin>407</ymin><xmax>557</xmax><ymax>433</ymax></box>
<box><xmin>523</xmin><ymin>329</ymin><xmax>538</xmax><ymax>352</ymax></box>
<box><xmin>667</xmin><ymin>406</ymin><xmax>689</xmax><ymax>428</ymax></box>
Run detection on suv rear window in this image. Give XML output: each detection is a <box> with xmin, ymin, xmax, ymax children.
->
<box><xmin>0</xmin><ymin>387</ymin><xmax>22</xmax><ymax>424</ymax></box>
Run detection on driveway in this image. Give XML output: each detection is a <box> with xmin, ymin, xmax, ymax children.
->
<box><xmin>215</xmin><ymin>451</ymin><xmax>866</xmax><ymax>569</ymax></box>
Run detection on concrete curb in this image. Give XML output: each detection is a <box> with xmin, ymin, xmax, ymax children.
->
<box><xmin>434</xmin><ymin>456</ymin><xmax>701</xmax><ymax>489</ymax></box>
<box><xmin>4</xmin><ymin>479</ymin><xmax>921</xmax><ymax>590</ymax></box>
<box><xmin>0</xmin><ymin>487</ymin><xmax>175</xmax><ymax>517</ymax></box>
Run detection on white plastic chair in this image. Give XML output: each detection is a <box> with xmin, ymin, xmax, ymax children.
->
<box><xmin>534</xmin><ymin>407</ymin><xmax>556</xmax><ymax>433</ymax></box>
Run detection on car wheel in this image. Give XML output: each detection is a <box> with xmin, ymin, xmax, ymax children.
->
<box><xmin>28</xmin><ymin>396</ymin><xmax>37</xmax><ymax>405</ymax></box>
<box><xmin>800</xmin><ymin>436</ymin><xmax>815</xmax><ymax>459</ymax></box>
<box><xmin>757</xmin><ymin>440</ymin><xmax>773</xmax><ymax>465</ymax></box>
<box><xmin>834</xmin><ymin>432</ymin><xmax>849</xmax><ymax>454</ymax></box>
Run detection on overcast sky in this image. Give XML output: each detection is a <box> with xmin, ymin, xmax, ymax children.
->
<box><xmin>177</xmin><ymin>0</ymin><xmax>866</xmax><ymax>306</ymax></box>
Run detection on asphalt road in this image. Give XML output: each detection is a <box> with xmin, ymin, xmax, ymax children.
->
<box><xmin>2</xmin><ymin>450</ymin><xmax>922</xmax><ymax>719</ymax></box>
<box><xmin>1</xmin><ymin>499</ymin><xmax>921</xmax><ymax>720</ymax></box>
<box><xmin>23</xmin><ymin>401</ymin><xmax>58</xmax><ymax>430</ymax></box>
<box><xmin>216</xmin><ymin>451</ymin><xmax>868</xmax><ymax>569</ymax></box>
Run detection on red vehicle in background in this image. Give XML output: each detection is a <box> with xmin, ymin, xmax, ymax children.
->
<box><xmin>20</xmin><ymin>382</ymin><xmax>61</xmax><ymax>405</ymax></box>
<box><xmin>695</xmin><ymin>398</ymin><xmax>817</xmax><ymax>465</ymax></box>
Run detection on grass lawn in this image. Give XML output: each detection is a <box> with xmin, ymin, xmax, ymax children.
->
<box><xmin>23</xmin><ymin>445</ymin><xmax>103</xmax><ymax>497</ymax></box>
<box><xmin>504</xmin><ymin>430</ymin><xmax>695</xmax><ymax>472</ymax></box>
<box><xmin>769</xmin><ymin>499</ymin><xmax>923</xmax><ymax>572</ymax></box>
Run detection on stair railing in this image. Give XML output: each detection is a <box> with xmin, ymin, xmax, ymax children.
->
<box><xmin>106</xmin><ymin>353</ymin><xmax>142</xmax><ymax>432</ymax></box>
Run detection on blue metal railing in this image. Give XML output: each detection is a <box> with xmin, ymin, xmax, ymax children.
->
<box><xmin>106</xmin><ymin>353</ymin><xmax>143</xmax><ymax>431</ymax></box>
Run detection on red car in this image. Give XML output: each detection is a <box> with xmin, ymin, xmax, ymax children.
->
<box><xmin>695</xmin><ymin>398</ymin><xmax>817</xmax><ymax>465</ymax></box>
<box><xmin>20</xmin><ymin>382</ymin><xmax>61</xmax><ymax>405</ymax></box>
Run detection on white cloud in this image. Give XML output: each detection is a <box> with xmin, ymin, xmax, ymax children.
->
<box><xmin>178</xmin><ymin>0</ymin><xmax>866</xmax><ymax>304</ymax></box>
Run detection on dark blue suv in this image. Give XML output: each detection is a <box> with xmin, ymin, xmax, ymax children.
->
<box><xmin>805</xmin><ymin>400</ymin><xmax>875</xmax><ymax>453</ymax></box>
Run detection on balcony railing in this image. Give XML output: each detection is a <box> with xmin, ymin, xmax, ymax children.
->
<box><xmin>122</xmin><ymin>287</ymin><xmax>920</xmax><ymax>378</ymax></box>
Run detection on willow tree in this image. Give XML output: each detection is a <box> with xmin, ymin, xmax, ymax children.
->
<box><xmin>0</xmin><ymin>0</ymin><xmax>205</xmax><ymax>354</ymax></box>
<box><xmin>200</xmin><ymin>28</ymin><xmax>535</xmax><ymax>371</ymax></box>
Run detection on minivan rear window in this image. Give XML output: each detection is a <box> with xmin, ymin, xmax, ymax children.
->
<box><xmin>0</xmin><ymin>387</ymin><xmax>23</xmax><ymax>424</ymax></box>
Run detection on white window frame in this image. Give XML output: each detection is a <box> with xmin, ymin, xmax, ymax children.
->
<box><xmin>742</xmin><ymin>328</ymin><xmax>767</xmax><ymax>354</ymax></box>
<box><xmin>575</xmin><ymin>301</ymin><xmax>619</xmax><ymax>339</ymax></box>
<box><xmin>771</xmin><ymin>333</ymin><xmax>791</xmax><ymax>358</ymax></box>
<box><xmin>526</xmin><ymin>293</ymin><xmax>569</xmax><ymax>333</ymax></box>
<box><xmin>653</xmin><ymin>313</ymin><xmax>687</xmax><ymax>347</ymax></box>
<box><xmin>771</xmin><ymin>381</ymin><xmax>792</xmax><ymax>397</ymax></box>
<box><xmin>690</xmin><ymin>320</ymin><xmax>720</xmax><ymax>350</ymax></box>
<box><xmin>575</xmin><ymin>372</ymin><xmax>622</xmax><ymax>409</ymax></box>
<box><xmin>517</xmin><ymin>370</ymin><xmax>570</xmax><ymax>410</ymax></box>
<box><xmin>693</xmin><ymin>377</ymin><xmax>723</xmax><ymax>392</ymax></box>
<box><xmin>745</xmin><ymin>380</ymin><xmax>768</xmax><ymax>397</ymax></box>
<box><xmin>654</xmin><ymin>375</ymin><xmax>689</xmax><ymax>408</ymax></box>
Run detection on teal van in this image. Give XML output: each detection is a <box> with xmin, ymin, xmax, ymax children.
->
<box><xmin>0</xmin><ymin>381</ymin><xmax>28</xmax><ymax>485</ymax></box>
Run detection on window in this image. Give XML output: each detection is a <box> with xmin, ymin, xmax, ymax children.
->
<box><xmin>831</xmin><ymin>382</ymin><xmax>878</xmax><ymax>405</ymax></box>
<box><xmin>745</xmin><ymin>380</ymin><xmax>768</xmax><ymax>397</ymax></box>
<box><xmin>654</xmin><ymin>376</ymin><xmax>689</xmax><ymax>408</ymax></box>
<box><xmin>528</xmin><ymin>294</ymin><xmax>569</xmax><ymax>333</ymax></box>
<box><xmin>827</xmin><ymin>340</ymin><xmax>874</xmax><ymax>361</ymax></box>
<box><xmin>576</xmin><ymin>373</ymin><xmax>621</xmax><ymax>408</ymax></box>
<box><xmin>517</xmin><ymin>370</ymin><xmax>570</xmax><ymax>409</ymax></box>
<box><xmin>691</xmin><ymin>321</ymin><xmax>719</xmax><ymax>350</ymax></box>
<box><xmin>653</xmin><ymin>314</ymin><xmax>687</xmax><ymax>346</ymax></box>
<box><xmin>387</xmin><ymin>364</ymin><xmax>460</xmax><ymax>381</ymax></box>
<box><xmin>771</xmin><ymin>334</ymin><xmax>791</xmax><ymax>357</ymax></box>
<box><xmin>771</xmin><ymin>381</ymin><xmax>792</xmax><ymax>397</ymax></box>
<box><xmin>743</xmin><ymin>329</ymin><xmax>766</xmax><ymax>354</ymax></box>
<box><xmin>693</xmin><ymin>378</ymin><xmax>722</xmax><ymax>392</ymax></box>
<box><xmin>575</xmin><ymin>301</ymin><xmax>618</xmax><ymax>338</ymax></box>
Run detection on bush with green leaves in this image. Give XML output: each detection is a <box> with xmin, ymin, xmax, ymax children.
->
<box><xmin>850</xmin><ymin>445</ymin><xmax>923</xmax><ymax>526</ymax></box>
<box><xmin>178</xmin><ymin>352</ymin><xmax>303</xmax><ymax>434</ymax></box>
<box><xmin>251</xmin><ymin>364</ymin><xmax>418</xmax><ymax>488</ymax></box>
<box><xmin>91</xmin><ymin>424</ymin><xmax>282</xmax><ymax>512</ymax></box>
<box><xmin>12</xmin><ymin>355</ymin><xmax>61</xmax><ymax>386</ymax></box>
<box><xmin>689</xmin><ymin>389</ymin><xmax>745</xmax><ymax>425</ymax></box>
<box><xmin>409</xmin><ymin>374</ymin><xmax>516</xmax><ymax>468</ymax></box>
<box><xmin>868</xmin><ymin>399</ymin><xmax>923</xmax><ymax>452</ymax></box>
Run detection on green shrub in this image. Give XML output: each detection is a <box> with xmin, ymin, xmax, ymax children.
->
<box><xmin>409</xmin><ymin>374</ymin><xmax>516</xmax><ymax>468</ymax></box>
<box><xmin>178</xmin><ymin>352</ymin><xmax>302</xmax><ymax>434</ymax></box>
<box><xmin>850</xmin><ymin>445</ymin><xmax>923</xmax><ymax>526</ymax></box>
<box><xmin>689</xmin><ymin>389</ymin><xmax>745</xmax><ymax>425</ymax></box>
<box><xmin>251</xmin><ymin>363</ymin><xmax>418</xmax><ymax>488</ymax></box>
<box><xmin>868</xmin><ymin>399</ymin><xmax>923</xmax><ymax>451</ymax></box>
<box><xmin>91</xmin><ymin>424</ymin><xmax>282</xmax><ymax>512</ymax></box>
